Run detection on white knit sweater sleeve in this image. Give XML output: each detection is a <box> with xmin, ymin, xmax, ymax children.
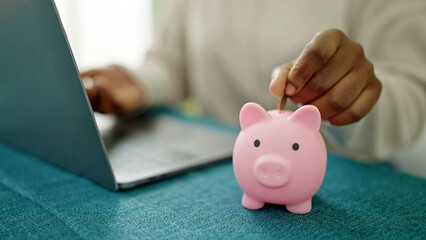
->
<box><xmin>321</xmin><ymin>0</ymin><xmax>426</xmax><ymax>160</ymax></box>
<box><xmin>127</xmin><ymin>0</ymin><xmax>188</xmax><ymax>107</ymax></box>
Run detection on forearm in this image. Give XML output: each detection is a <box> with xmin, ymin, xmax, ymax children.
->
<box><xmin>126</xmin><ymin>0</ymin><xmax>188</xmax><ymax>107</ymax></box>
<box><xmin>126</xmin><ymin>50</ymin><xmax>188</xmax><ymax>107</ymax></box>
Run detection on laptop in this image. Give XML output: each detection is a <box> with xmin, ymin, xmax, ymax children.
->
<box><xmin>0</xmin><ymin>0</ymin><xmax>237</xmax><ymax>190</ymax></box>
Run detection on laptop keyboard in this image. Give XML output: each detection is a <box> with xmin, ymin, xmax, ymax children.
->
<box><xmin>109</xmin><ymin>138</ymin><xmax>202</xmax><ymax>171</ymax></box>
<box><xmin>96</xmin><ymin>113</ymin><xmax>236</xmax><ymax>184</ymax></box>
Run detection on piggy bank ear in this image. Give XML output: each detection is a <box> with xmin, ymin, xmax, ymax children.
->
<box><xmin>239</xmin><ymin>102</ymin><xmax>270</xmax><ymax>130</ymax></box>
<box><xmin>288</xmin><ymin>105</ymin><xmax>321</xmax><ymax>132</ymax></box>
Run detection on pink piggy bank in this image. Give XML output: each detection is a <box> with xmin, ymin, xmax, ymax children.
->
<box><xmin>233</xmin><ymin>102</ymin><xmax>327</xmax><ymax>214</ymax></box>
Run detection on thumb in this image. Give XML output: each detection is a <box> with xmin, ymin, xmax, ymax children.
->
<box><xmin>269</xmin><ymin>62</ymin><xmax>294</xmax><ymax>97</ymax></box>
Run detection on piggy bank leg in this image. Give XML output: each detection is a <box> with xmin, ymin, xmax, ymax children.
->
<box><xmin>286</xmin><ymin>199</ymin><xmax>312</xmax><ymax>214</ymax></box>
<box><xmin>242</xmin><ymin>193</ymin><xmax>264</xmax><ymax>210</ymax></box>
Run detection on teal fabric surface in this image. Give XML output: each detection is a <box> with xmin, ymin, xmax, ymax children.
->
<box><xmin>0</xmin><ymin>142</ymin><xmax>425</xmax><ymax>239</ymax></box>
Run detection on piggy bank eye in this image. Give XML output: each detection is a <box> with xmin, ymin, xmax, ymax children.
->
<box><xmin>254</xmin><ymin>139</ymin><xmax>260</xmax><ymax>147</ymax></box>
<box><xmin>292</xmin><ymin>143</ymin><xmax>299</xmax><ymax>151</ymax></box>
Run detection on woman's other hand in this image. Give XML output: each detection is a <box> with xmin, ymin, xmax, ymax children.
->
<box><xmin>81</xmin><ymin>66</ymin><xmax>145</xmax><ymax>114</ymax></box>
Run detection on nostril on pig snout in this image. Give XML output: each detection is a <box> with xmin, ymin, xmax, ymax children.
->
<box><xmin>261</xmin><ymin>169</ymin><xmax>283</xmax><ymax>177</ymax></box>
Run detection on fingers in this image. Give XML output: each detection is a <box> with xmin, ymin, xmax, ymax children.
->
<box><xmin>81</xmin><ymin>69</ymin><xmax>103</xmax><ymax>78</ymax></box>
<box><xmin>287</xmin><ymin>29</ymin><xmax>343</xmax><ymax>96</ymax></box>
<box><xmin>80</xmin><ymin>67</ymin><xmax>144</xmax><ymax>114</ymax></box>
<box><xmin>290</xmin><ymin>43</ymin><xmax>357</xmax><ymax>104</ymax></box>
<box><xmin>269</xmin><ymin>63</ymin><xmax>294</xmax><ymax>97</ymax></box>
<box><xmin>85</xmin><ymin>75</ymin><xmax>117</xmax><ymax>114</ymax></box>
<box><xmin>328</xmin><ymin>79</ymin><xmax>382</xmax><ymax>125</ymax></box>
<box><xmin>95</xmin><ymin>76</ymin><xmax>120</xmax><ymax>114</ymax></box>
<box><xmin>309</xmin><ymin>60</ymin><xmax>377</xmax><ymax>120</ymax></box>
<box><xmin>269</xmin><ymin>29</ymin><xmax>381</xmax><ymax>126</ymax></box>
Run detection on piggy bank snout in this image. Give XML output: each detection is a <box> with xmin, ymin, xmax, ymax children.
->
<box><xmin>253</xmin><ymin>155</ymin><xmax>291</xmax><ymax>188</ymax></box>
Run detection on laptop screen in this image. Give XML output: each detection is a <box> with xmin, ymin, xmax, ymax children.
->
<box><xmin>0</xmin><ymin>0</ymin><xmax>117</xmax><ymax>190</ymax></box>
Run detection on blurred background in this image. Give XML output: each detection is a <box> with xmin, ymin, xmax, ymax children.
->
<box><xmin>55</xmin><ymin>0</ymin><xmax>167</xmax><ymax>71</ymax></box>
<box><xmin>54</xmin><ymin>0</ymin><xmax>425</xmax><ymax>178</ymax></box>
